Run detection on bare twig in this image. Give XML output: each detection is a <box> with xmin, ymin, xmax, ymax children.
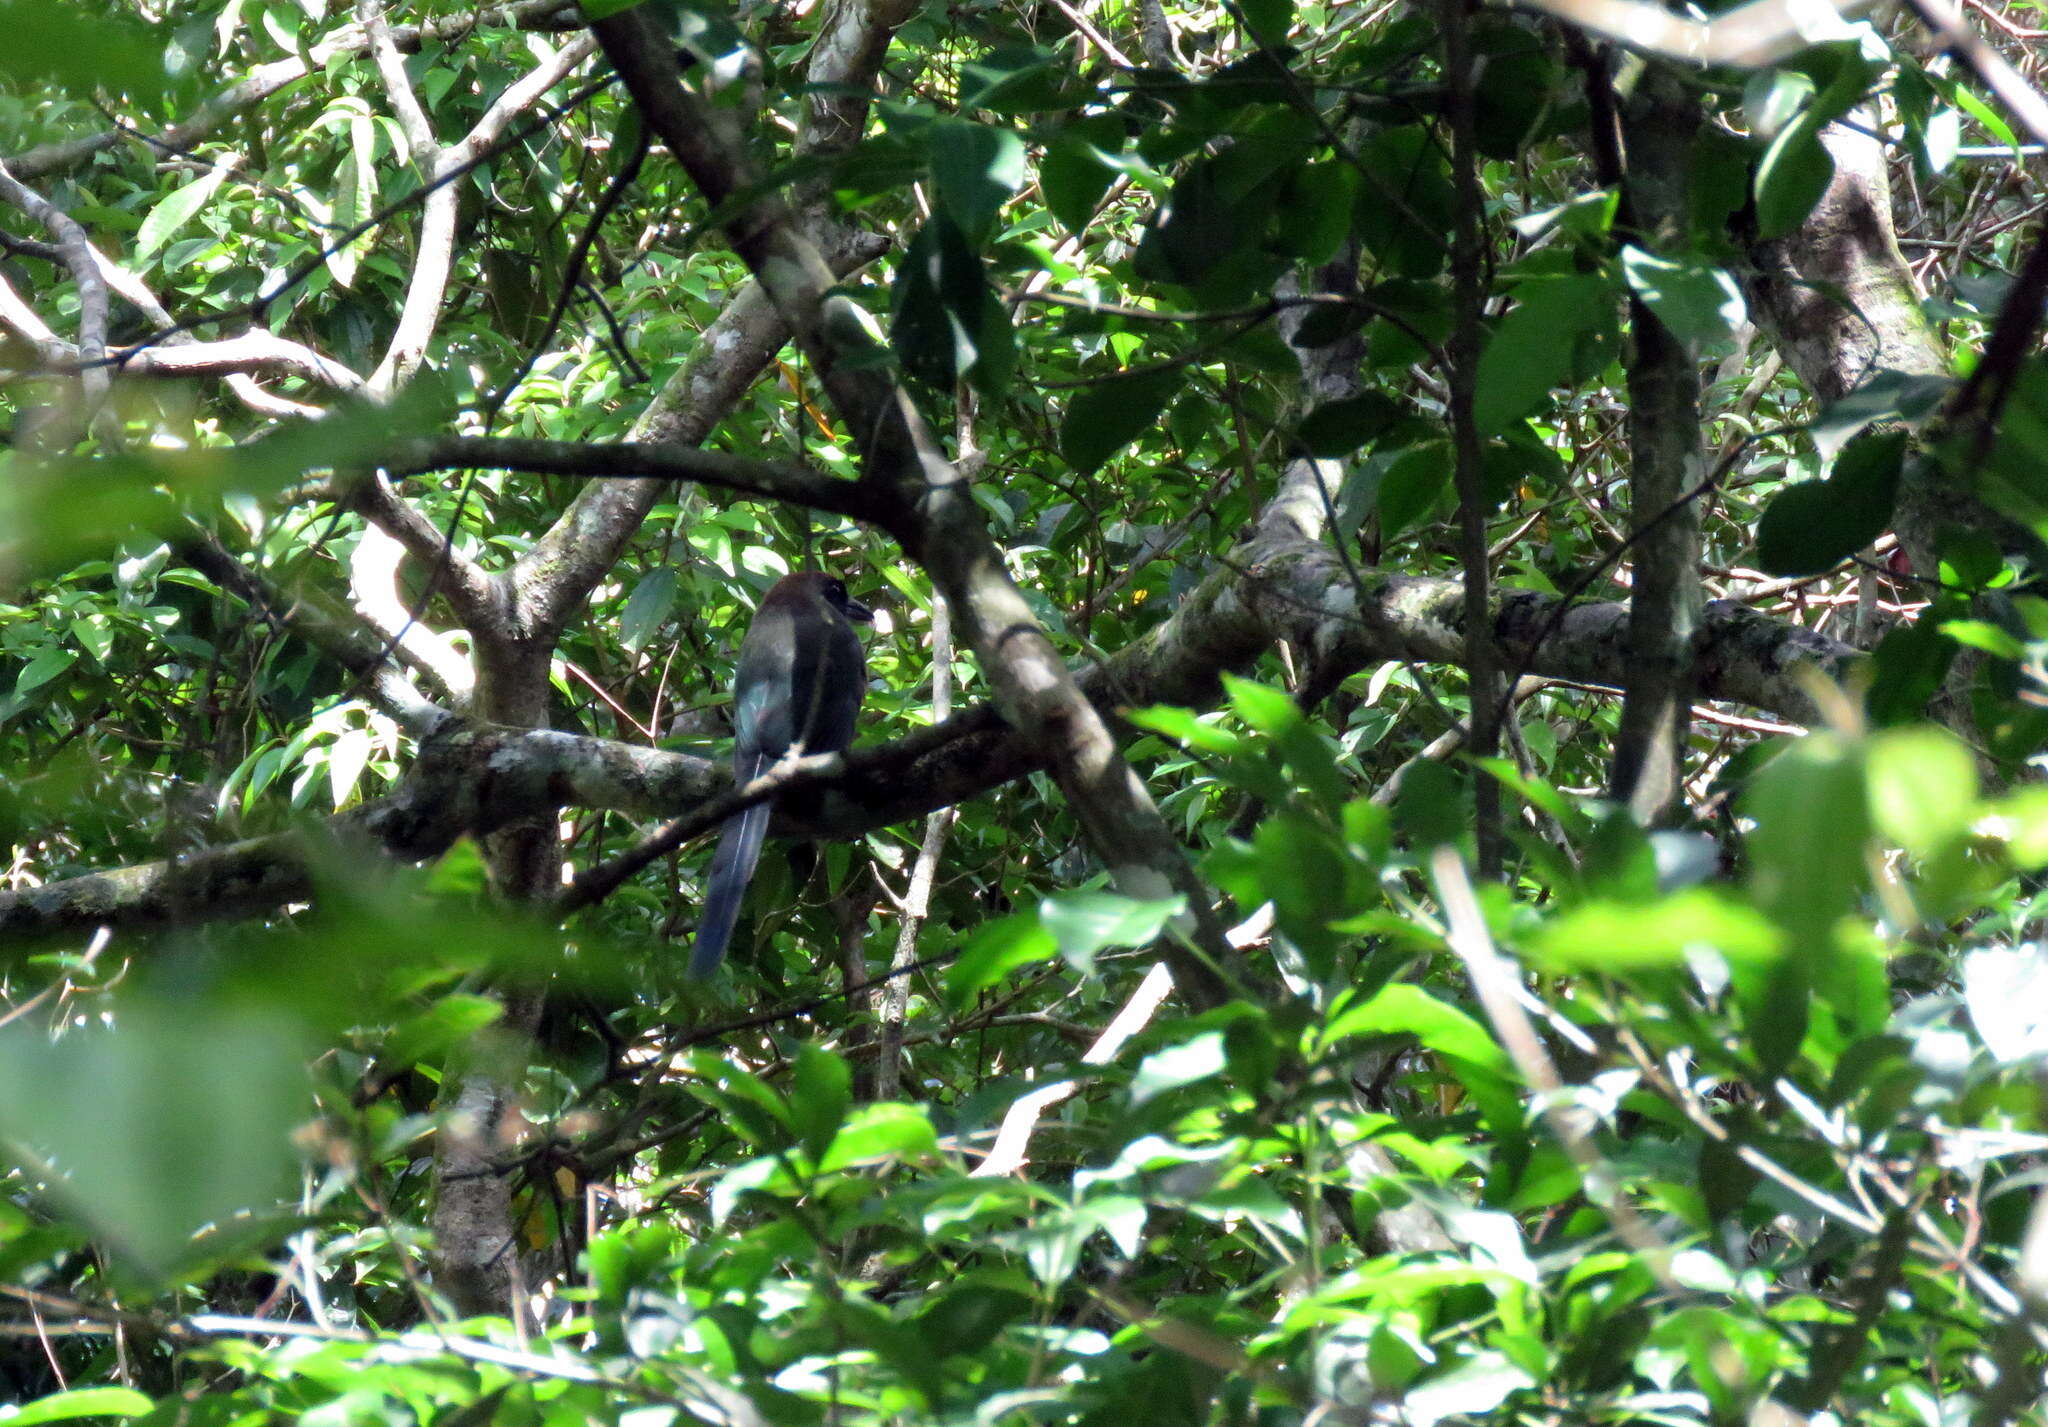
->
<box><xmin>1432</xmin><ymin>849</ymin><xmax>1680</xmax><ymax>1285</ymax></box>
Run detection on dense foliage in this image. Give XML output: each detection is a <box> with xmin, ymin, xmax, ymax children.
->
<box><xmin>4</xmin><ymin>0</ymin><xmax>2048</xmax><ymax>1423</ymax></box>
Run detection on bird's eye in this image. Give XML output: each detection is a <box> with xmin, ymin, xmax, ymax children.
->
<box><xmin>827</xmin><ymin>580</ymin><xmax>846</xmax><ymax>599</ymax></box>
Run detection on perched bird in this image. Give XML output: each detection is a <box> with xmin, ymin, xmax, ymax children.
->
<box><xmin>689</xmin><ymin>571</ymin><xmax>873</xmax><ymax>977</ymax></box>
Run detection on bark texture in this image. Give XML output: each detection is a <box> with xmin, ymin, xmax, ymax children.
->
<box><xmin>1612</xmin><ymin>67</ymin><xmax>1704</xmax><ymax>821</ymax></box>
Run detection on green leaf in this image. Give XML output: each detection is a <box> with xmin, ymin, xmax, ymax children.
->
<box><xmin>1375</xmin><ymin>441</ymin><xmax>1453</xmax><ymax>538</ymax></box>
<box><xmin>1744</xmin><ymin>70</ymin><xmax>1816</xmax><ymax>138</ymax></box>
<box><xmin>1354</xmin><ymin>127</ymin><xmax>1455</xmax><ymax>279</ymax></box>
<box><xmin>0</xmin><ymin>1</ymin><xmax>173</xmax><ymax>107</ymax></box>
<box><xmin>1749</xmin><ymin>961</ymin><xmax>1813</xmax><ymax>1080</ymax></box>
<box><xmin>1471</xmin><ymin>24</ymin><xmax>1562</xmax><ymax>159</ymax></box>
<box><xmin>1754</xmin><ymin>123</ymin><xmax>1835</xmax><ymax>239</ymax></box>
<box><xmin>684</xmin><ymin>1051</ymin><xmax>795</xmax><ymax>1150</ymax></box>
<box><xmin>0</xmin><ymin>1387</ymin><xmax>157</xmax><ymax>1423</ymax></box>
<box><xmin>818</xmin><ymin>1103</ymin><xmax>939</xmax><ymax>1170</ymax></box>
<box><xmin>1620</xmin><ymin>245</ymin><xmax>1745</xmax><ymax>346</ymax></box>
<box><xmin>1744</xmin><ymin>731</ymin><xmax>1867</xmax><ymax>948</ymax></box>
<box><xmin>1691</xmin><ymin>128</ymin><xmax>1757</xmax><ymax>242</ymax></box>
<box><xmin>1125</xmin><ymin>703</ymin><xmax>1243</xmax><ymax>755</ymax></box>
<box><xmin>1039</xmin><ymin>888</ymin><xmax>1182</xmax><ymax>970</ymax></box>
<box><xmin>1808</xmin><ymin>369</ymin><xmax>1951</xmax><ymax>462</ymax></box>
<box><xmin>378</xmin><ymin>994</ymin><xmax>502</xmax><ymax>1073</ymax></box>
<box><xmin>1130</xmin><ymin>1031</ymin><xmax>1227</xmax><ymax>1105</ymax></box>
<box><xmin>1950</xmin><ymin>78</ymin><xmax>2019</xmax><ymax>155</ymax></box>
<box><xmin>1698</xmin><ymin>1135</ymin><xmax>1759</xmax><ymax>1226</ymax></box>
<box><xmin>1937</xmin><ymin>526</ymin><xmax>2005</xmax><ymax>591</ymax></box>
<box><xmin>14</xmin><ymin>647</ymin><xmax>77</xmax><ymax>698</ymax></box>
<box><xmin>1866</xmin><ymin>725</ymin><xmax>1977</xmax><ymax>857</ymax></box>
<box><xmin>890</xmin><ymin>215</ymin><xmax>1014</xmax><ymax>396</ymax></box>
<box><xmin>1059</xmin><ymin>367</ymin><xmax>1184</xmax><ymax>477</ymax></box>
<box><xmin>1251</xmin><ymin>813</ymin><xmax>1355</xmax><ymax>973</ymax></box>
<box><xmin>1751</xmin><ymin>485</ymin><xmax>1843</xmax><ymax>578</ymax></box>
<box><xmin>1226</xmin><ymin>674</ymin><xmax>1298</xmax><ymax>734</ymax></box>
<box><xmin>1134</xmin><ymin>157</ymin><xmax>1275</xmax><ymax>295</ymax></box>
<box><xmin>1394</xmin><ymin>758</ymin><xmax>1467</xmax><ymax>849</ymax></box>
<box><xmin>1323</xmin><ymin>984</ymin><xmax>1522</xmax><ymax>1132</ymax></box>
<box><xmin>1533</xmin><ymin>889</ymin><xmax>1783</xmax><ymax>970</ymax></box>
<box><xmin>1042</xmin><ymin>115</ymin><xmax>1123</xmax><ymax>234</ymax></box>
<box><xmin>929</xmin><ymin>120</ymin><xmax>1027</xmax><ymax>242</ymax></box>
<box><xmin>1867</xmin><ymin>613</ymin><xmax>1954</xmax><ymax>725</ymax></box>
<box><xmin>1238</xmin><ymin>0</ymin><xmax>1292</xmax><ymax>40</ymax></box>
<box><xmin>0</xmin><ymin>1002</ymin><xmax>311</xmax><ymax>1277</ymax></box>
<box><xmin>1298</xmin><ymin>392</ymin><xmax>1402</xmax><ymax>457</ymax></box>
<box><xmin>1975</xmin><ymin>363</ymin><xmax>2048</xmax><ymax>533</ymax></box>
<box><xmin>586</xmin><ymin>1223</ymin><xmax>674</xmax><ymax>1308</ymax></box>
<box><xmin>792</xmin><ymin>1045</ymin><xmax>852</xmax><ymax>1161</ymax></box>
<box><xmin>958</xmin><ymin>45</ymin><xmax>1076</xmax><ymax>114</ymax></box>
<box><xmin>1276</xmin><ymin>161</ymin><xmax>1360</xmax><ymax>265</ymax></box>
<box><xmin>1940</xmin><ymin>618</ymin><xmax>2025</xmax><ymax>659</ymax></box>
<box><xmin>1227</xmin><ymin>673</ymin><xmax>1348</xmax><ymax>815</ymax></box>
<box><xmin>135</xmin><ymin>166</ymin><xmax>231</xmax><ymax>264</ymax></box>
<box><xmin>1474</xmin><ymin>275</ymin><xmax>1614</xmax><ymax>433</ymax></box>
<box><xmin>619</xmin><ymin>568</ymin><xmax>678</xmax><ymax>655</ymax></box>
<box><xmin>916</xmin><ymin>1280</ymin><xmax>1034</xmax><ymax>1358</ymax></box>
<box><xmin>825</xmin><ymin>1297</ymin><xmax>946</xmax><ymax>1405</ymax></box>
<box><xmin>1755</xmin><ymin>430</ymin><xmax>1906</xmax><ymax>576</ymax></box>
<box><xmin>1401</xmin><ymin>1351</ymin><xmax>1535</xmax><ymax>1427</ymax></box>
<box><xmin>946</xmin><ymin>910</ymin><xmax>1058</xmax><ymax>1006</ymax></box>
<box><xmin>1326</xmin><ymin>984</ymin><xmax>1507</xmax><ymax>1073</ymax></box>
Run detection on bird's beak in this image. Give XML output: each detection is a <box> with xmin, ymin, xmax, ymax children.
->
<box><xmin>843</xmin><ymin>594</ymin><xmax>875</xmax><ymax>624</ymax></box>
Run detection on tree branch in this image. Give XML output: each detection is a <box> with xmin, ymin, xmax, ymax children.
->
<box><xmin>507</xmin><ymin>227</ymin><xmax>889</xmax><ymax>637</ymax></box>
<box><xmin>1611</xmin><ymin>65</ymin><xmax>1705</xmax><ymax>822</ymax></box>
<box><xmin>591</xmin><ymin>7</ymin><xmax>1240</xmax><ymax>1008</ymax></box>
<box><xmin>0</xmin><ymin>556</ymin><xmax>1853</xmax><ymax>944</ymax></box>
<box><xmin>8</xmin><ymin>1</ymin><xmax>585</xmax><ymax>182</ymax></box>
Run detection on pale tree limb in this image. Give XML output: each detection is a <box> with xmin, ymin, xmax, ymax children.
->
<box><xmin>972</xmin><ymin>899</ymin><xmax>1292</xmax><ymax>1178</ymax></box>
<box><xmin>358</xmin><ymin>3</ymin><xmax>598</xmax><ymax>395</ymax></box>
<box><xmin>343</xmin><ymin>492</ymin><xmax>483</xmax><ymax>712</ymax></box>
<box><xmin>1735</xmin><ymin>111</ymin><xmax>2040</xmax><ymax>584</ymax></box>
<box><xmin>174</xmin><ymin>530</ymin><xmax>454</xmax><ymax>734</ymax></box>
<box><xmin>874</xmin><ymin>593</ymin><xmax>958</xmax><ymax>1104</ymax></box>
<box><xmin>972</xmin><ymin>962</ymin><xmax>1176</xmax><ymax>1178</ymax></box>
<box><xmin>17</xmin><ymin>334</ymin><xmax>365</xmax><ymax>392</ymax></box>
<box><xmin>385</xmin><ymin>437</ymin><xmax>870</xmax><ymax>516</ymax></box>
<box><xmin>1431</xmin><ymin>848</ymin><xmax>1681</xmax><ymax>1285</ymax></box>
<box><xmin>0</xmin><ymin>196</ymin><xmax>446</xmax><ymax>725</ymax></box>
<box><xmin>796</xmin><ymin>0</ymin><xmax>925</xmax><ymax>160</ymax></box>
<box><xmin>508</xmin><ymin>0</ymin><xmax>917</xmax><ymax>641</ymax></box>
<box><xmin>506</xmin><ymin>227</ymin><xmax>889</xmax><ymax>637</ymax></box>
<box><xmin>0</xmin><ymin>213</ymin><xmax>363</xmax><ymax>415</ymax></box>
<box><xmin>8</xmin><ymin>1</ymin><xmax>583</xmax><ymax>183</ymax></box>
<box><xmin>0</xmin><ymin>159</ymin><xmax>109</xmax><ymax>445</ymax></box>
<box><xmin>0</xmin><ymin>268</ymin><xmax>63</xmax><ymax>360</ymax></box>
<box><xmin>872</xmin><ymin>400</ymin><xmax>979</xmax><ymax>1102</ymax></box>
<box><xmin>1516</xmin><ymin>0</ymin><xmax>1878</xmax><ymax>66</ymax></box>
<box><xmin>1971</xmin><ymin>1183</ymin><xmax>2048</xmax><ymax>1425</ymax></box>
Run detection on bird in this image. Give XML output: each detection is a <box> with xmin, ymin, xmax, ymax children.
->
<box><xmin>689</xmin><ymin>570</ymin><xmax>873</xmax><ymax>977</ymax></box>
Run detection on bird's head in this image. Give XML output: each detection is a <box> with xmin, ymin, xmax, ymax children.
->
<box><xmin>769</xmin><ymin>570</ymin><xmax>873</xmax><ymax>624</ymax></box>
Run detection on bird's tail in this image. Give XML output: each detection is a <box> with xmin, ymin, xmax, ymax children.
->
<box><xmin>688</xmin><ymin>762</ymin><xmax>773</xmax><ymax>978</ymax></box>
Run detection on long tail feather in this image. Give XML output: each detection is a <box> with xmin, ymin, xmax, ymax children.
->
<box><xmin>689</xmin><ymin>763</ymin><xmax>773</xmax><ymax>977</ymax></box>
